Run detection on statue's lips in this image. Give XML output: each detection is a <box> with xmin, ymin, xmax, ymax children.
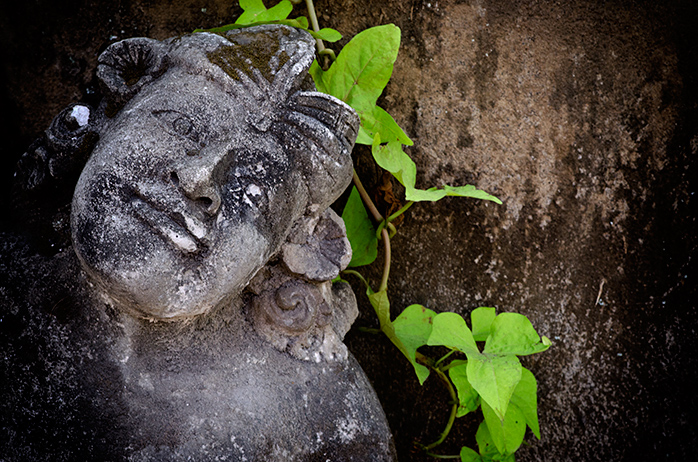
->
<box><xmin>131</xmin><ymin>196</ymin><xmax>207</xmax><ymax>254</ymax></box>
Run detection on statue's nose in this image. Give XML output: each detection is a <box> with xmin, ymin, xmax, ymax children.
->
<box><xmin>170</xmin><ymin>148</ymin><xmax>228</xmax><ymax>216</ymax></box>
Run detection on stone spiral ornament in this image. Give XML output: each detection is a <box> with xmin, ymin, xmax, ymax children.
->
<box><xmin>251</xmin><ymin>279</ymin><xmax>343</xmax><ymax>361</ymax></box>
<box><xmin>271</xmin><ymin>281</ymin><xmax>332</xmax><ymax>333</ymax></box>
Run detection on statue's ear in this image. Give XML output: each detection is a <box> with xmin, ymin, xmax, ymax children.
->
<box><xmin>97</xmin><ymin>38</ymin><xmax>169</xmax><ymax>111</ymax></box>
<box><xmin>281</xmin><ymin>208</ymin><xmax>352</xmax><ymax>282</ymax></box>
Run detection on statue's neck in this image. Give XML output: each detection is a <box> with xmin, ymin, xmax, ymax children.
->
<box><xmin>86</xmin><ymin>284</ymin><xmax>253</xmax><ymax>359</ymax></box>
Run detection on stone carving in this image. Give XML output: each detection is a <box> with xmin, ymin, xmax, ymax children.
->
<box><xmin>73</xmin><ymin>26</ymin><xmax>355</xmax><ymax>322</ymax></box>
<box><xmin>249</xmin><ymin>227</ymin><xmax>357</xmax><ymax>363</ymax></box>
<box><xmin>2</xmin><ymin>25</ymin><xmax>395</xmax><ymax>461</ymax></box>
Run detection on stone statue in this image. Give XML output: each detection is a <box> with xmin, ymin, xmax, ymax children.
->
<box><xmin>1</xmin><ymin>25</ymin><xmax>395</xmax><ymax>461</ymax></box>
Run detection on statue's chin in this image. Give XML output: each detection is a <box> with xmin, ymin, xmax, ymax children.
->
<box><xmin>83</xmin><ymin>264</ymin><xmax>237</xmax><ymax>320</ymax></box>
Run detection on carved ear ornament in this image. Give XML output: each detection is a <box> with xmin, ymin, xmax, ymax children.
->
<box><xmin>278</xmin><ymin>92</ymin><xmax>358</xmax><ymax>210</ymax></box>
<box><xmin>97</xmin><ymin>38</ymin><xmax>169</xmax><ymax>110</ymax></box>
<box><xmin>281</xmin><ymin>208</ymin><xmax>352</xmax><ymax>282</ymax></box>
<box><xmin>292</xmin><ymin>92</ymin><xmax>360</xmax><ymax>153</ymax></box>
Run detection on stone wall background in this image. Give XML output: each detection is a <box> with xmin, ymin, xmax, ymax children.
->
<box><xmin>1</xmin><ymin>1</ymin><xmax>696</xmax><ymax>460</ymax></box>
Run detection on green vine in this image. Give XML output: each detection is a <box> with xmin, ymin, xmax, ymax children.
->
<box><xmin>199</xmin><ymin>2</ymin><xmax>551</xmax><ymax>460</ymax></box>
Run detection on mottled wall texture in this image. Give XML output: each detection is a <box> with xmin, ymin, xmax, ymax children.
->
<box><xmin>1</xmin><ymin>0</ymin><xmax>696</xmax><ymax>461</ymax></box>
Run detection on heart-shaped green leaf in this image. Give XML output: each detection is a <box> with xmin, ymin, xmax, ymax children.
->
<box><xmin>342</xmin><ymin>186</ymin><xmax>377</xmax><ymax>267</ymax></box>
<box><xmin>393</xmin><ymin>304</ymin><xmax>436</xmax><ymax>384</ymax></box>
<box><xmin>466</xmin><ymin>353</ymin><xmax>522</xmax><ymax>421</ymax></box>
<box><xmin>484</xmin><ymin>312</ymin><xmax>551</xmax><ymax>356</ymax></box>
<box><xmin>321</xmin><ymin>24</ymin><xmax>401</xmax><ymax>112</ymax></box>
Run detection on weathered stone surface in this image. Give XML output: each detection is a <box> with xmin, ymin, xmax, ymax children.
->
<box><xmin>0</xmin><ymin>239</ymin><xmax>394</xmax><ymax>461</ymax></box>
<box><xmin>1</xmin><ymin>1</ymin><xmax>696</xmax><ymax>461</ymax></box>
<box><xmin>1</xmin><ymin>24</ymin><xmax>395</xmax><ymax>461</ymax></box>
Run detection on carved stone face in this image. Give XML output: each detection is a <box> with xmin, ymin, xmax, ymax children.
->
<box><xmin>71</xmin><ymin>28</ymin><xmax>358</xmax><ymax>319</ymax></box>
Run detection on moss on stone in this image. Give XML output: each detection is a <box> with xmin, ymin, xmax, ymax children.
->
<box><xmin>207</xmin><ymin>30</ymin><xmax>291</xmax><ymax>85</ymax></box>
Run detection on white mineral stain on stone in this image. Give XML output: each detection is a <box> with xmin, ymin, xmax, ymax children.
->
<box><xmin>336</xmin><ymin>416</ymin><xmax>361</xmax><ymax>443</ymax></box>
<box><xmin>70</xmin><ymin>105</ymin><xmax>90</xmax><ymax>126</ymax></box>
<box><xmin>246</xmin><ymin>184</ymin><xmax>261</xmax><ymax>196</ymax></box>
<box><xmin>165</xmin><ymin>228</ymin><xmax>197</xmax><ymax>253</ymax></box>
<box><xmin>184</xmin><ymin>215</ymin><xmax>206</xmax><ymax>239</ymax></box>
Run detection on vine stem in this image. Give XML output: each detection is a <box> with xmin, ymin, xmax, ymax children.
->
<box><xmin>357</xmin><ymin>327</ymin><xmax>382</xmax><ymax>334</ymax></box>
<box><xmin>304</xmin><ymin>0</ymin><xmax>326</xmax><ymax>54</ymax></box>
<box><xmin>352</xmin><ymin>170</ymin><xmax>391</xmax><ymax>293</ymax></box>
<box><xmin>352</xmin><ymin>169</ymin><xmax>384</xmax><ymax>223</ymax></box>
<box><xmin>379</xmin><ymin>228</ymin><xmax>391</xmax><ymax>293</ymax></box>
<box><xmin>342</xmin><ymin>269</ymin><xmax>370</xmax><ymax>291</ymax></box>
<box><xmin>387</xmin><ymin>200</ymin><xmax>414</xmax><ymax>222</ymax></box>
<box><xmin>434</xmin><ymin>349</ymin><xmax>456</xmax><ymax>368</ymax></box>
<box><xmin>424</xmin><ymin>453</ymin><xmax>461</xmax><ymax>460</ymax></box>
<box><xmin>421</xmin><ymin>366</ymin><xmax>459</xmax><ymax>451</ymax></box>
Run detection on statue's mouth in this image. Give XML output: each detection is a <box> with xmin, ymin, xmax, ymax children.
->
<box><xmin>131</xmin><ymin>195</ymin><xmax>207</xmax><ymax>254</ymax></box>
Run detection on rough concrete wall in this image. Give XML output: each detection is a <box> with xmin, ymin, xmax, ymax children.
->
<box><xmin>337</xmin><ymin>1</ymin><xmax>698</xmax><ymax>460</ymax></box>
<box><xmin>1</xmin><ymin>0</ymin><xmax>696</xmax><ymax>461</ymax></box>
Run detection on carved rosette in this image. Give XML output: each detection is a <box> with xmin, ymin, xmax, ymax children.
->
<box><xmin>248</xmin><ymin>208</ymin><xmax>357</xmax><ymax>362</ymax></box>
<box><xmin>251</xmin><ymin>279</ymin><xmax>347</xmax><ymax>362</ymax></box>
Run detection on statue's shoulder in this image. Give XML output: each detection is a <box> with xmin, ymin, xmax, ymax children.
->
<box><xmin>0</xmin><ymin>234</ymin><xmax>130</xmax><ymax>461</ymax></box>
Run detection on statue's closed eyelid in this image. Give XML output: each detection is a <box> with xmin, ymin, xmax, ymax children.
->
<box><xmin>152</xmin><ymin>110</ymin><xmax>204</xmax><ymax>145</ymax></box>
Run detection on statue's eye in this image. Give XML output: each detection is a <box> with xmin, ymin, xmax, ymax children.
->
<box><xmin>152</xmin><ymin>110</ymin><xmax>202</xmax><ymax>145</ymax></box>
<box><xmin>173</xmin><ymin>117</ymin><xmax>193</xmax><ymax>136</ymax></box>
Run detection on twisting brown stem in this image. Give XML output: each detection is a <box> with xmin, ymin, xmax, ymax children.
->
<box><xmin>352</xmin><ymin>169</ymin><xmax>384</xmax><ymax>223</ymax></box>
<box><xmin>379</xmin><ymin>228</ymin><xmax>391</xmax><ymax>292</ymax></box>
<box><xmin>304</xmin><ymin>0</ymin><xmax>326</xmax><ymax>53</ymax></box>
<box><xmin>352</xmin><ymin>170</ymin><xmax>391</xmax><ymax>292</ymax></box>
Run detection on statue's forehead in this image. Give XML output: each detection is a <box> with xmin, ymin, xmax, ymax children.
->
<box><xmin>133</xmin><ymin>70</ymin><xmax>237</xmax><ymax>109</ymax></box>
<box><xmin>163</xmin><ymin>28</ymin><xmax>315</xmax><ymax>105</ymax></box>
<box><xmin>162</xmin><ymin>35</ymin><xmax>240</xmax><ymax>95</ymax></box>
